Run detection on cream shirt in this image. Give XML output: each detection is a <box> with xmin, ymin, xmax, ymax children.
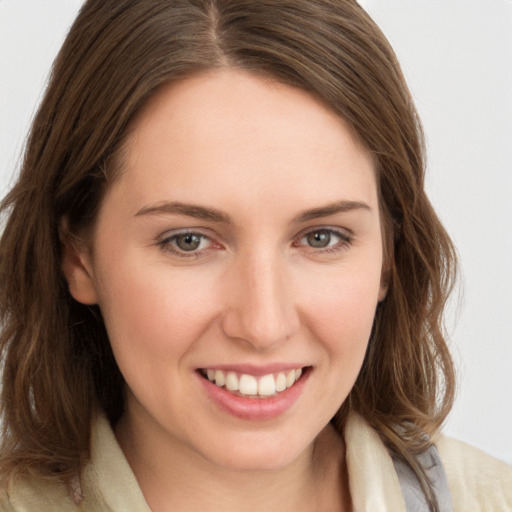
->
<box><xmin>1</xmin><ymin>412</ymin><xmax>511</xmax><ymax>511</ymax></box>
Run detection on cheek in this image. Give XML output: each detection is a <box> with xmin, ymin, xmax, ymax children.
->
<box><xmin>92</xmin><ymin>262</ymin><xmax>224</xmax><ymax>416</ymax></box>
<box><xmin>94</xmin><ymin>261</ymin><xmax>219</xmax><ymax>364</ymax></box>
<box><xmin>305</xmin><ymin>266</ymin><xmax>381</xmax><ymax>329</ymax></box>
<box><xmin>299</xmin><ymin>265</ymin><xmax>381</xmax><ymax>366</ymax></box>
<box><xmin>292</xmin><ymin>267</ymin><xmax>381</xmax><ymax>425</ymax></box>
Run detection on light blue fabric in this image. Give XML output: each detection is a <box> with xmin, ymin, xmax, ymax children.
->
<box><xmin>393</xmin><ymin>445</ymin><xmax>453</xmax><ymax>512</ymax></box>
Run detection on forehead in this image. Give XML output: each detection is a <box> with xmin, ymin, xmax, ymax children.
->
<box><xmin>112</xmin><ymin>69</ymin><xmax>377</xmax><ymax>218</ymax></box>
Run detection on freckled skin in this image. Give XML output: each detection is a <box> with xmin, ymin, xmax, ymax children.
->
<box><xmin>64</xmin><ymin>69</ymin><xmax>386</xmax><ymax>510</ymax></box>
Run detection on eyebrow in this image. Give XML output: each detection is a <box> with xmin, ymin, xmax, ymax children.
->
<box><xmin>135</xmin><ymin>199</ymin><xmax>371</xmax><ymax>224</ymax></box>
<box><xmin>293</xmin><ymin>200</ymin><xmax>371</xmax><ymax>222</ymax></box>
<box><xmin>135</xmin><ymin>201</ymin><xmax>231</xmax><ymax>223</ymax></box>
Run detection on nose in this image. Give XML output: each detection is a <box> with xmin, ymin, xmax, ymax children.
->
<box><xmin>221</xmin><ymin>250</ymin><xmax>300</xmax><ymax>351</ymax></box>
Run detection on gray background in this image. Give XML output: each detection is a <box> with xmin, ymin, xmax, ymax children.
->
<box><xmin>1</xmin><ymin>0</ymin><xmax>511</xmax><ymax>464</ymax></box>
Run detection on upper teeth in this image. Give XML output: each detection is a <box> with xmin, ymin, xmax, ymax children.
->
<box><xmin>204</xmin><ymin>368</ymin><xmax>303</xmax><ymax>397</ymax></box>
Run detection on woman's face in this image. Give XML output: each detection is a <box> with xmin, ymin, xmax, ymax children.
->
<box><xmin>65</xmin><ymin>69</ymin><xmax>386</xmax><ymax>472</ymax></box>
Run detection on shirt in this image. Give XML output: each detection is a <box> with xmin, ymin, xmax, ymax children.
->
<box><xmin>1</xmin><ymin>412</ymin><xmax>511</xmax><ymax>511</ymax></box>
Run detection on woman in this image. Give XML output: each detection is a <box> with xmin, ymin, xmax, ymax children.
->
<box><xmin>0</xmin><ymin>1</ymin><xmax>510</xmax><ymax>510</ymax></box>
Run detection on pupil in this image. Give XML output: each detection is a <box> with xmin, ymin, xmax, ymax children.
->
<box><xmin>308</xmin><ymin>231</ymin><xmax>330</xmax><ymax>248</ymax></box>
<box><xmin>177</xmin><ymin>234</ymin><xmax>201</xmax><ymax>251</ymax></box>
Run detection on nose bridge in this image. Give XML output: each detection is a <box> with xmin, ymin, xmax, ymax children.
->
<box><xmin>222</xmin><ymin>247</ymin><xmax>298</xmax><ymax>349</ymax></box>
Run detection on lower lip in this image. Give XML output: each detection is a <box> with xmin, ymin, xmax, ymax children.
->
<box><xmin>198</xmin><ymin>369</ymin><xmax>310</xmax><ymax>421</ymax></box>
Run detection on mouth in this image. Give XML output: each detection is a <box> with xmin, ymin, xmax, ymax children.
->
<box><xmin>198</xmin><ymin>367</ymin><xmax>308</xmax><ymax>398</ymax></box>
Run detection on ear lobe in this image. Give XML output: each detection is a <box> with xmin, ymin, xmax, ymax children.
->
<box><xmin>378</xmin><ymin>279</ymin><xmax>389</xmax><ymax>302</ymax></box>
<box><xmin>60</xmin><ymin>223</ymin><xmax>99</xmax><ymax>305</ymax></box>
<box><xmin>378</xmin><ymin>263</ymin><xmax>391</xmax><ymax>302</ymax></box>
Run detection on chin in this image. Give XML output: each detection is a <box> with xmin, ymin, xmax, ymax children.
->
<box><xmin>197</xmin><ymin>430</ymin><xmax>311</xmax><ymax>473</ymax></box>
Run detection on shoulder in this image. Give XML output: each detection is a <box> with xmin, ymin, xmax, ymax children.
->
<box><xmin>0</xmin><ymin>412</ymin><xmax>149</xmax><ymax>512</ymax></box>
<box><xmin>436</xmin><ymin>434</ymin><xmax>512</xmax><ymax>511</ymax></box>
<box><xmin>0</xmin><ymin>476</ymin><xmax>77</xmax><ymax>512</ymax></box>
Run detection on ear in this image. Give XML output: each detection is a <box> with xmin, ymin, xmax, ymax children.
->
<box><xmin>378</xmin><ymin>278</ymin><xmax>389</xmax><ymax>302</ymax></box>
<box><xmin>378</xmin><ymin>227</ymin><xmax>395</xmax><ymax>302</ymax></box>
<box><xmin>60</xmin><ymin>220</ymin><xmax>99</xmax><ymax>305</ymax></box>
<box><xmin>378</xmin><ymin>259</ymin><xmax>391</xmax><ymax>302</ymax></box>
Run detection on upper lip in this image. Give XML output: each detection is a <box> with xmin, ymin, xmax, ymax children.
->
<box><xmin>197</xmin><ymin>363</ymin><xmax>309</xmax><ymax>376</ymax></box>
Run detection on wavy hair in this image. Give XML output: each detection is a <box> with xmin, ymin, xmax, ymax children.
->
<box><xmin>0</xmin><ymin>1</ymin><xmax>456</xmax><ymax>509</ymax></box>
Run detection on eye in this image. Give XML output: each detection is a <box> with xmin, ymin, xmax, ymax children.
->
<box><xmin>173</xmin><ymin>233</ymin><xmax>206</xmax><ymax>252</ymax></box>
<box><xmin>305</xmin><ymin>230</ymin><xmax>334</xmax><ymax>248</ymax></box>
<box><xmin>296</xmin><ymin>228</ymin><xmax>352</xmax><ymax>252</ymax></box>
<box><xmin>158</xmin><ymin>231</ymin><xmax>213</xmax><ymax>256</ymax></box>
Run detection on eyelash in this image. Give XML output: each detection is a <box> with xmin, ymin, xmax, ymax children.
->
<box><xmin>157</xmin><ymin>227</ymin><xmax>353</xmax><ymax>258</ymax></box>
<box><xmin>157</xmin><ymin>231</ymin><xmax>214</xmax><ymax>258</ymax></box>
<box><xmin>294</xmin><ymin>228</ymin><xmax>353</xmax><ymax>254</ymax></box>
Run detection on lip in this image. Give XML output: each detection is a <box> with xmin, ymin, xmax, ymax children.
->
<box><xmin>197</xmin><ymin>366</ymin><xmax>311</xmax><ymax>421</ymax></box>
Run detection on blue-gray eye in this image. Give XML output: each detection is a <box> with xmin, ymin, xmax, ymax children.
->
<box><xmin>174</xmin><ymin>233</ymin><xmax>203</xmax><ymax>251</ymax></box>
<box><xmin>306</xmin><ymin>230</ymin><xmax>334</xmax><ymax>248</ymax></box>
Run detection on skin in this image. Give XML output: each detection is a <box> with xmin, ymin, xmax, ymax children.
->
<box><xmin>63</xmin><ymin>69</ymin><xmax>387</xmax><ymax>512</ymax></box>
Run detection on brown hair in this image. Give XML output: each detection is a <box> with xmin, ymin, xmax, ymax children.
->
<box><xmin>0</xmin><ymin>0</ymin><xmax>456</xmax><ymax>508</ymax></box>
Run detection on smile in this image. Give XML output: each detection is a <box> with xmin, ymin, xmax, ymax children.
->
<box><xmin>200</xmin><ymin>368</ymin><xmax>304</xmax><ymax>398</ymax></box>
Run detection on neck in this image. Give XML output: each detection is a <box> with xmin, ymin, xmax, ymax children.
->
<box><xmin>115</xmin><ymin>413</ymin><xmax>350</xmax><ymax>512</ymax></box>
